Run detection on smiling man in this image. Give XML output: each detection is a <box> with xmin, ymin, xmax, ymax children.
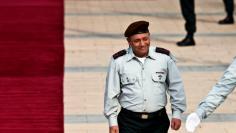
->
<box><xmin>104</xmin><ymin>20</ymin><xmax>186</xmax><ymax>133</ymax></box>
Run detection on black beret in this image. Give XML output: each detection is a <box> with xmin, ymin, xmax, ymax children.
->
<box><xmin>124</xmin><ymin>21</ymin><xmax>149</xmax><ymax>37</ymax></box>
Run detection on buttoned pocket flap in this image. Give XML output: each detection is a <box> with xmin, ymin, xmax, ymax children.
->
<box><xmin>152</xmin><ymin>72</ymin><xmax>166</xmax><ymax>82</ymax></box>
<box><xmin>121</xmin><ymin>74</ymin><xmax>136</xmax><ymax>85</ymax></box>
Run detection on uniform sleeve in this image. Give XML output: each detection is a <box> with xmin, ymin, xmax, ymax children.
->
<box><xmin>167</xmin><ymin>59</ymin><xmax>186</xmax><ymax>119</ymax></box>
<box><xmin>196</xmin><ymin>58</ymin><xmax>236</xmax><ymax>120</ymax></box>
<box><xmin>103</xmin><ymin>58</ymin><xmax>121</xmax><ymax>127</ymax></box>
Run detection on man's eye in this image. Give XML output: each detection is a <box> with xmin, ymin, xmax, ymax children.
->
<box><xmin>143</xmin><ymin>38</ymin><xmax>148</xmax><ymax>41</ymax></box>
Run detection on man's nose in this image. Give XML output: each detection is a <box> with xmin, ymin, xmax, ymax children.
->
<box><xmin>140</xmin><ymin>40</ymin><xmax>145</xmax><ymax>46</ymax></box>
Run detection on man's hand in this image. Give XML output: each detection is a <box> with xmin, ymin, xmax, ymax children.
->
<box><xmin>171</xmin><ymin>118</ymin><xmax>181</xmax><ymax>130</ymax></box>
<box><xmin>185</xmin><ymin>112</ymin><xmax>201</xmax><ymax>132</ymax></box>
<box><xmin>109</xmin><ymin>126</ymin><xmax>119</xmax><ymax>133</ymax></box>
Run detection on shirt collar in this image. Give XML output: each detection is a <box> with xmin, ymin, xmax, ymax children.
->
<box><xmin>125</xmin><ymin>46</ymin><xmax>157</xmax><ymax>62</ymax></box>
<box><xmin>148</xmin><ymin>46</ymin><xmax>157</xmax><ymax>60</ymax></box>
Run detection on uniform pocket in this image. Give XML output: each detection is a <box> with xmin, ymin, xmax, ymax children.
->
<box><xmin>152</xmin><ymin>71</ymin><xmax>166</xmax><ymax>83</ymax></box>
<box><xmin>121</xmin><ymin>74</ymin><xmax>137</xmax><ymax>86</ymax></box>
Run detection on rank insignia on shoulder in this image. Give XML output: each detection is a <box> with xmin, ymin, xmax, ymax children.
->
<box><xmin>113</xmin><ymin>49</ymin><xmax>127</xmax><ymax>59</ymax></box>
<box><xmin>155</xmin><ymin>47</ymin><xmax>170</xmax><ymax>56</ymax></box>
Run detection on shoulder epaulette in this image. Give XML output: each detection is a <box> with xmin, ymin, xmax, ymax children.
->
<box><xmin>113</xmin><ymin>49</ymin><xmax>126</xmax><ymax>59</ymax></box>
<box><xmin>155</xmin><ymin>47</ymin><xmax>170</xmax><ymax>56</ymax></box>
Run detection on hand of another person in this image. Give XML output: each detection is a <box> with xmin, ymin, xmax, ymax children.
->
<box><xmin>109</xmin><ymin>126</ymin><xmax>119</xmax><ymax>133</ymax></box>
<box><xmin>185</xmin><ymin>112</ymin><xmax>201</xmax><ymax>132</ymax></box>
<box><xmin>171</xmin><ymin>118</ymin><xmax>181</xmax><ymax>130</ymax></box>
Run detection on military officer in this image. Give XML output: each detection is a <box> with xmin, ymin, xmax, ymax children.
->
<box><xmin>186</xmin><ymin>57</ymin><xmax>236</xmax><ymax>132</ymax></box>
<box><xmin>104</xmin><ymin>20</ymin><xmax>186</xmax><ymax>133</ymax></box>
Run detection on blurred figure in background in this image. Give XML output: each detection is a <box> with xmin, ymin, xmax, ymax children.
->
<box><xmin>177</xmin><ymin>0</ymin><xmax>196</xmax><ymax>47</ymax></box>
<box><xmin>177</xmin><ymin>0</ymin><xmax>234</xmax><ymax>47</ymax></box>
<box><xmin>219</xmin><ymin>0</ymin><xmax>234</xmax><ymax>24</ymax></box>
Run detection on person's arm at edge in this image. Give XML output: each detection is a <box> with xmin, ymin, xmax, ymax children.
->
<box><xmin>104</xmin><ymin>58</ymin><xmax>121</xmax><ymax>128</ymax></box>
<box><xmin>196</xmin><ymin>58</ymin><xmax>236</xmax><ymax>120</ymax></box>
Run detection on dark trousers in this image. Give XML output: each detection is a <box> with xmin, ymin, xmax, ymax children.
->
<box><xmin>179</xmin><ymin>0</ymin><xmax>196</xmax><ymax>36</ymax></box>
<box><xmin>223</xmin><ymin>0</ymin><xmax>234</xmax><ymax>17</ymax></box>
<box><xmin>118</xmin><ymin>108</ymin><xmax>170</xmax><ymax>133</ymax></box>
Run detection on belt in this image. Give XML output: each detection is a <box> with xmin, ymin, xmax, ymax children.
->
<box><xmin>120</xmin><ymin>107</ymin><xmax>166</xmax><ymax>120</ymax></box>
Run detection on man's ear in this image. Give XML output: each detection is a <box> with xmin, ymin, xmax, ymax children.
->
<box><xmin>127</xmin><ymin>38</ymin><xmax>132</xmax><ymax>45</ymax></box>
<box><xmin>128</xmin><ymin>42</ymin><xmax>132</xmax><ymax>47</ymax></box>
<box><xmin>126</xmin><ymin>37</ymin><xmax>130</xmax><ymax>42</ymax></box>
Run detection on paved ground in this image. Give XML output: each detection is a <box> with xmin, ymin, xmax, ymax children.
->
<box><xmin>64</xmin><ymin>0</ymin><xmax>236</xmax><ymax>132</ymax></box>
